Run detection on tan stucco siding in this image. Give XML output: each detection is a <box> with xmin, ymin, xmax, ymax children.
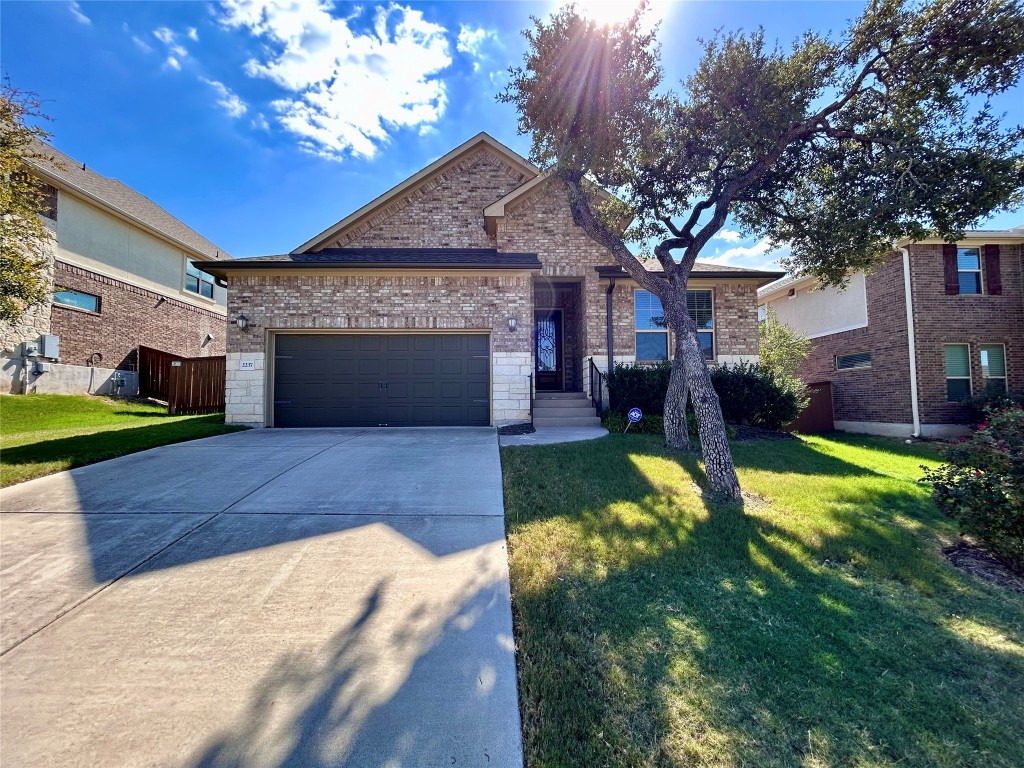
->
<box><xmin>55</xmin><ymin>192</ymin><xmax>227</xmax><ymax>312</ymax></box>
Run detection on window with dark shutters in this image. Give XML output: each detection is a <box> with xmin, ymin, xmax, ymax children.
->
<box><xmin>984</xmin><ymin>244</ymin><xmax>1002</xmax><ymax>295</ymax></box>
<box><xmin>943</xmin><ymin>243</ymin><xmax>959</xmax><ymax>295</ymax></box>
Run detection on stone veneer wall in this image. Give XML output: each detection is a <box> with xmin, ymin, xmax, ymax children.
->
<box><xmin>0</xmin><ymin>220</ymin><xmax>55</xmax><ymax>356</ymax></box>
<box><xmin>224</xmin><ymin>272</ymin><xmax>532</xmax><ymax>426</ymax></box>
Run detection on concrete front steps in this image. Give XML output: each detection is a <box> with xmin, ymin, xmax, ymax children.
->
<box><xmin>532</xmin><ymin>391</ymin><xmax>602</xmax><ymax>428</ymax></box>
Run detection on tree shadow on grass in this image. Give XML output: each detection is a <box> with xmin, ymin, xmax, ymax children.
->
<box><xmin>502</xmin><ymin>435</ymin><xmax>1024</xmax><ymax>767</ymax></box>
<box><xmin>0</xmin><ymin>416</ymin><xmax>234</xmax><ymax>481</ymax></box>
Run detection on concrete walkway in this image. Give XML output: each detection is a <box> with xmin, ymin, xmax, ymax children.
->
<box><xmin>0</xmin><ymin>428</ymin><xmax>523</xmax><ymax>768</ymax></box>
<box><xmin>499</xmin><ymin>426</ymin><xmax>609</xmax><ymax>447</ymax></box>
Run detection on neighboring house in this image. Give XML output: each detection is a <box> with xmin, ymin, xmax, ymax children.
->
<box><xmin>198</xmin><ymin>133</ymin><xmax>782</xmax><ymax>429</ymax></box>
<box><xmin>758</xmin><ymin>227</ymin><xmax>1024</xmax><ymax>437</ymax></box>
<box><xmin>1</xmin><ymin>142</ymin><xmax>232</xmax><ymax>395</ymax></box>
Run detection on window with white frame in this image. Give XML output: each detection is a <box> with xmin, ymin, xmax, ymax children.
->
<box><xmin>635</xmin><ymin>290</ymin><xmax>668</xmax><ymax>361</ymax></box>
<box><xmin>944</xmin><ymin>344</ymin><xmax>972</xmax><ymax>401</ymax></box>
<box><xmin>634</xmin><ymin>290</ymin><xmax>714</xmax><ymax>362</ymax></box>
<box><xmin>185</xmin><ymin>259</ymin><xmax>215</xmax><ymax>299</ymax></box>
<box><xmin>957</xmin><ymin>248</ymin><xmax>983</xmax><ymax>295</ymax></box>
<box><xmin>53</xmin><ymin>288</ymin><xmax>100</xmax><ymax>313</ymax></box>
<box><xmin>980</xmin><ymin>344</ymin><xmax>1007</xmax><ymax>394</ymax></box>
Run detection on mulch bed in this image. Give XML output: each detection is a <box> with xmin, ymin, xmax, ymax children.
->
<box><xmin>498</xmin><ymin>423</ymin><xmax>536</xmax><ymax>436</ymax></box>
<box><xmin>944</xmin><ymin>541</ymin><xmax>1024</xmax><ymax>593</ymax></box>
<box><xmin>731</xmin><ymin>425</ymin><xmax>799</xmax><ymax>441</ymax></box>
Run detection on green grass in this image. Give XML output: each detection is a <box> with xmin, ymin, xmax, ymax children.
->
<box><xmin>0</xmin><ymin>394</ymin><xmax>243</xmax><ymax>486</ymax></box>
<box><xmin>501</xmin><ymin>433</ymin><xmax>1024</xmax><ymax>767</ymax></box>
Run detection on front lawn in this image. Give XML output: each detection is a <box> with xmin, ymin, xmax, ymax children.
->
<box><xmin>0</xmin><ymin>394</ymin><xmax>243</xmax><ymax>486</ymax></box>
<box><xmin>502</xmin><ymin>433</ymin><xmax>1024</xmax><ymax>767</ymax></box>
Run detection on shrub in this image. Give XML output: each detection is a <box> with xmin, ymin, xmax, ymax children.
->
<box><xmin>923</xmin><ymin>405</ymin><xmax>1024</xmax><ymax>573</ymax></box>
<box><xmin>708</xmin><ymin>362</ymin><xmax>805</xmax><ymax>429</ymax></box>
<box><xmin>606</xmin><ymin>360</ymin><xmax>672</xmax><ymax>415</ymax></box>
<box><xmin>958</xmin><ymin>390</ymin><xmax>1024</xmax><ymax>426</ymax></box>
<box><xmin>602</xmin><ymin>411</ymin><xmax>735</xmax><ymax>439</ymax></box>
<box><xmin>605</xmin><ymin>360</ymin><xmax>805</xmax><ymax>430</ymax></box>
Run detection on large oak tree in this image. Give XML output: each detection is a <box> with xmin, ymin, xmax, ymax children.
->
<box><xmin>501</xmin><ymin>0</ymin><xmax>1024</xmax><ymax>500</ymax></box>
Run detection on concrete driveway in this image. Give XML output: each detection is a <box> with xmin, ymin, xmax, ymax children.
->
<box><xmin>0</xmin><ymin>428</ymin><xmax>522</xmax><ymax>768</ymax></box>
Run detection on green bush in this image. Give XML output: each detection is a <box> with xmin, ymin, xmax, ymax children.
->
<box><xmin>606</xmin><ymin>360</ymin><xmax>672</xmax><ymax>415</ymax></box>
<box><xmin>606</xmin><ymin>360</ymin><xmax>805</xmax><ymax>430</ymax></box>
<box><xmin>958</xmin><ymin>390</ymin><xmax>1024</xmax><ymax>426</ymax></box>
<box><xmin>602</xmin><ymin>411</ymin><xmax>736</xmax><ymax>439</ymax></box>
<box><xmin>923</xmin><ymin>406</ymin><xmax>1024</xmax><ymax>573</ymax></box>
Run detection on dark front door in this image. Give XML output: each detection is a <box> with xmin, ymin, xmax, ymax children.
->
<box><xmin>273</xmin><ymin>333</ymin><xmax>490</xmax><ymax>427</ymax></box>
<box><xmin>534</xmin><ymin>310</ymin><xmax>563</xmax><ymax>391</ymax></box>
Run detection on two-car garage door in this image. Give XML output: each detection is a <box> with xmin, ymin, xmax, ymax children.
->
<box><xmin>272</xmin><ymin>333</ymin><xmax>490</xmax><ymax>427</ymax></box>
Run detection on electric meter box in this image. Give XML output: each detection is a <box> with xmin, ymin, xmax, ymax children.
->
<box><xmin>39</xmin><ymin>335</ymin><xmax>60</xmax><ymax>359</ymax></box>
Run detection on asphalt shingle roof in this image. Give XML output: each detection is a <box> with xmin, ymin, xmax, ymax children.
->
<box><xmin>197</xmin><ymin>247</ymin><xmax>542</xmax><ymax>272</ymax></box>
<box><xmin>27</xmin><ymin>142</ymin><xmax>231</xmax><ymax>260</ymax></box>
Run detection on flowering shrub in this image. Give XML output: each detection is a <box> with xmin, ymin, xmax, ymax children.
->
<box><xmin>924</xmin><ymin>406</ymin><xmax>1024</xmax><ymax>573</ymax></box>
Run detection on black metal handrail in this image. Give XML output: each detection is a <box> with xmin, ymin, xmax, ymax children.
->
<box><xmin>588</xmin><ymin>357</ymin><xmax>607</xmax><ymax>414</ymax></box>
<box><xmin>529</xmin><ymin>372</ymin><xmax>534</xmax><ymax>426</ymax></box>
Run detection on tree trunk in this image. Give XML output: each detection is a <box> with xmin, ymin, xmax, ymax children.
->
<box><xmin>669</xmin><ymin>308</ymin><xmax>742</xmax><ymax>501</ymax></box>
<box><xmin>663</xmin><ymin>332</ymin><xmax>692</xmax><ymax>451</ymax></box>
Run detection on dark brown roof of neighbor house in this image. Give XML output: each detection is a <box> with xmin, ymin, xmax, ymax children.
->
<box><xmin>194</xmin><ymin>248</ymin><xmax>543</xmax><ymax>277</ymax></box>
<box><xmin>595</xmin><ymin>261</ymin><xmax>785</xmax><ymax>282</ymax></box>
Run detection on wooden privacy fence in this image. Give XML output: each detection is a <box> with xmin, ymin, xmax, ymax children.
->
<box><xmin>138</xmin><ymin>346</ymin><xmax>226</xmax><ymax>415</ymax></box>
<box><xmin>786</xmin><ymin>381</ymin><xmax>835</xmax><ymax>434</ymax></box>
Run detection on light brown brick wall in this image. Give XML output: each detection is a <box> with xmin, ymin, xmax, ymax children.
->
<box><xmin>50</xmin><ymin>261</ymin><xmax>226</xmax><ymax>370</ymax></box>
<box><xmin>227</xmin><ymin>273</ymin><xmax>531</xmax><ymax>355</ymax></box>
<box><xmin>909</xmin><ymin>242</ymin><xmax>1024</xmax><ymax>424</ymax></box>
<box><xmin>320</xmin><ymin>147</ymin><xmax>530</xmax><ymax>250</ymax></box>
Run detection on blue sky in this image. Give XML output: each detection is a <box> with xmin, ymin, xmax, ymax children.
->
<box><xmin>2</xmin><ymin>0</ymin><xmax>1021</xmax><ymax>266</ymax></box>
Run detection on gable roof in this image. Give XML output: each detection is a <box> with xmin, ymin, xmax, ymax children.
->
<box><xmin>26</xmin><ymin>142</ymin><xmax>231</xmax><ymax>260</ymax></box>
<box><xmin>292</xmin><ymin>133</ymin><xmax>539</xmax><ymax>254</ymax></box>
<box><xmin>196</xmin><ymin>247</ymin><xmax>542</xmax><ymax>278</ymax></box>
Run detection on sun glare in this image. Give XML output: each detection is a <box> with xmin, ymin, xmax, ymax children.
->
<box><xmin>574</xmin><ymin>0</ymin><xmax>668</xmax><ymax>29</ymax></box>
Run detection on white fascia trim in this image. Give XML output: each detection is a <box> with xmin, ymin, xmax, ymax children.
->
<box><xmin>900</xmin><ymin>247</ymin><xmax>921</xmax><ymax>437</ymax></box>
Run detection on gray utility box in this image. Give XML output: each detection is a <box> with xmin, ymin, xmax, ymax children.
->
<box><xmin>38</xmin><ymin>334</ymin><xmax>60</xmax><ymax>359</ymax></box>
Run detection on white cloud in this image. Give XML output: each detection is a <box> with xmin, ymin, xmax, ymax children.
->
<box><xmin>703</xmin><ymin>237</ymin><xmax>790</xmax><ymax>270</ymax></box>
<box><xmin>713</xmin><ymin>229</ymin><xmax>743</xmax><ymax>242</ymax></box>
<box><xmin>187</xmin><ymin>27</ymin><xmax>199</xmax><ymax>41</ymax></box>
<box><xmin>166</xmin><ymin>56</ymin><xmax>182</xmax><ymax>71</ymax></box>
<box><xmin>220</xmin><ymin>0</ymin><xmax>452</xmax><ymax>160</ymax></box>
<box><xmin>457</xmin><ymin>25</ymin><xmax>498</xmax><ymax>71</ymax></box>
<box><xmin>124</xmin><ymin>22</ymin><xmax>154</xmax><ymax>52</ymax></box>
<box><xmin>201</xmin><ymin>77</ymin><xmax>248</xmax><ymax>117</ymax></box>
<box><xmin>251</xmin><ymin>112</ymin><xmax>270</xmax><ymax>131</ymax></box>
<box><xmin>69</xmin><ymin>1</ymin><xmax>91</xmax><ymax>25</ymax></box>
<box><xmin>153</xmin><ymin>27</ymin><xmax>175</xmax><ymax>44</ymax></box>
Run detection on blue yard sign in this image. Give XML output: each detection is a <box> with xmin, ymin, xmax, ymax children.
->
<box><xmin>625</xmin><ymin>407</ymin><xmax>642</xmax><ymax>432</ymax></box>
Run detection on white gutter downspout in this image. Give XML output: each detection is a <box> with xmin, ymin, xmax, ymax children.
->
<box><xmin>900</xmin><ymin>247</ymin><xmax>922</xmax><ymax>437</ymax></box>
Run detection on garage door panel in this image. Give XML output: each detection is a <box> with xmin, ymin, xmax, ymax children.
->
<box><xmin>273</xmin><ymin>334</ymin><xmax>490</xmax><ymax>427</ymax></box>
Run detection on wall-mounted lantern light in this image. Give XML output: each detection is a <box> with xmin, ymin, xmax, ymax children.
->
<box><xmin>236</xmin><ymin>314</ymin><xmax>250</xmax><ymax>332</ymax></box>
<box><xmin>508</xmin><ymin>317</ymin><xmax>518</xmax><ymax>333</ymax></box>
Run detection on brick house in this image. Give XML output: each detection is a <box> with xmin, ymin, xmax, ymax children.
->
<box><xmin>758</xmin><ymin>227</ymin><xmax>1024</xmax><ymax>437</ymax></box>
<box><xmin>198</xmin><ymin>133</ymin><xmax>782</xmax><ymax>429</ymax></box>
<box><xmin>0</xmin><ymin>143</ymin><xmax>231</xmax><ymax>395</ymax></box>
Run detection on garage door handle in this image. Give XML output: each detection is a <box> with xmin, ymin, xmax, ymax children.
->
<box><xmin>472</xmin><ymin>355</ymin><xmax>490</xmax><ymax>359</ymax></box>
<box><xmin>275</xmin><ymin>355</ymin><xmax>293</xmax><ymax>359</ymax></box>
<box><xmin>473</xmin><ymin>399</ymin><xmax>488</xmax><ymax>403</ymax></box>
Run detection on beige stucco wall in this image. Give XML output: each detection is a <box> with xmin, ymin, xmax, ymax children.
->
<box><xmin>764</xmin><ymin>271</ymin><xmax>868</xmax><ymax>339</ymax></box>
<box><xmin>55</xmin><ymin>192</ymin><xmax>227</xmax><ymax>313</ymax></box>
